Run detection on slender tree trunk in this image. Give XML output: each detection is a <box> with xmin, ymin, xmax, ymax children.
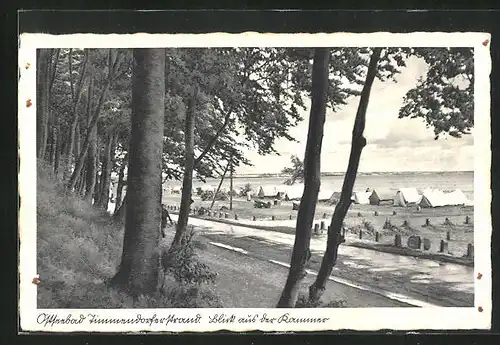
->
<box><xmin>67</xmin><ymin>74</ymin><xmax>111</xmax><ymax>191</ymax></box>
<box><xmin>210</xmin><ymin>160</ymin><xmax>230</xmax><ymax>211</ymax></box>
<box><xmin>84</xmin><ymin>125</ymin><xmax>98</xmax><ymax>202</ymax></box>
<box><xmin>308</xmin><ymin>48</ymin><xmax>382</xmax><ymax>303</ymax></box>
<box><xmin>65</xmin><ymin>49</ymin><xmax>89</xmax><ymax>177</ymax></box>
<box><xmin>229</xmin><ymin>153</ymin><xmax>233</xmax><ymax>211</ymax></box>
<box><xmin>172</xmin><ymin>86</ymin><xmax>198</xmax><ymax>246</ymax></box>
<box><xmin>36</xmin><ymin>49</ymin><xmax>52</xmax><ymax>159</ymax></box>
<box><xmin>276</xmin><ymin>48</ymin><xmax>330</xmax><ymax>308</ymax></box>
<box><xmin>193</xmin><ymin>107</ymin><xmax>233</xmax><ymax>167</ymax></box>
<box><xmin>96</xmin><ymin>131</ymin><xmax>116</xmax><ymax>210</ymax></box>
<box><xmin>74</xmin><ymin>121</ymin><xmax>81</xmax><ymax>160</ymax></box>
<box><xmin>114</xmin><ymin>152</ymin><xmax>128</xmax><ymax>214</ymax></box>
<box><xmin>111</xmin><ymin>48</ymin><xmax>165</xmax><ymax>295</ymax></box>
<box><xmin>54</xmin><ymin>124</ymin><xmax>62</xmax><ymax>176</ymax></box>
<box><xmin>77</xmin><ymin>165</ymin><xmax>87</xmax><ymax>196</ymax></box>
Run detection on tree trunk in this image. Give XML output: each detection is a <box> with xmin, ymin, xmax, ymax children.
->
<box><xmin>113</xmin><ymin>191</ymin><xmax>127</xmax><ymax>222</ymax></box>
<box><xmin>111</xmin><ymin>48</ymin><xmax>165</xmax><ymax>296</ymax></box>
<box><xmin>84</xmin><ymin>125</ymin><xmax>98</xmax><ymax>203</ymax></box>
<box><xmin>229</xmin><ymin>153</ymin><xmax>233</xmax><ymax>211</ymax></box>
<box><xmin>172</xmin><ymin>86</ymin><xmax>198</xmax><ymax>246</ymax></box>
<box><xmin>65</xmin><ymin>49</ymin><xmax>89</xmax><ymax>178</ymax></box>
<box><xmin>36</xmin><ymin>49</ymin><xmax>52</xmax><ymax>159</ymax></box>
<box><xmin>276</xmin><ymin>48</ymin><xmax>330</xmax><ymax>308</ymax></box>
<box><xmin>114</xmin><ymin>153</ymin><xmax>128</xmax><ymax>214</ymax></box>
<box><xmin>54</xmin><ymin>124</ymin><xmax>62</xmax><ymax>176</ymax></box>
<box><xmin>210</xmin><ymin>160</ymin><xmax>230</xmax><ymax>211</ymax></box>
<box><xmin>77</xmin><ymin>165</ymin><xmax>87</xmax><ymax>196</ymax></box>
<box><xmin>74</xmin><ymin>121</ymin><xmax>81</xmax><ymax>161</ymax></box>
<box><xmin>308</xmin><ymin>48</ymin><xmax>382</xmax><ymax>303</ymax></box>
<box><xmin>67</xmin><ymin>73</ymin><xmax>110</xmax><ymax>191</ymax></box>
<box><xmin>96</xmin><ymin>131</ymin><xmax>116</xmax><ymax>210</ymax></box>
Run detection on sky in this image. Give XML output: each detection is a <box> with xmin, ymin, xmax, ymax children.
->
<box><xmin>235</xmin><ymin>56</ymin><xmax>474</xmax><ymax>175</ymax></box>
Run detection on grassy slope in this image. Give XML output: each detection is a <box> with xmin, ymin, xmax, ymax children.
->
<box><xmin>36</xmin><ymin>161</ymin><xmax>221</xmax><ymax>308</ymax></box>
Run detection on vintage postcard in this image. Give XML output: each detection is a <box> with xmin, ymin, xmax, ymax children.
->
<box><xmin>18</xmin><ymin>32</ymin><xmax>491</xmax><ymax>332</ymax></box>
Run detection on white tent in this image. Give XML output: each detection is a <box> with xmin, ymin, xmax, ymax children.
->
<box><xmin>284</xmin><ymin>184</ymin><xmax>304</xmax><ymax>200</ymax></box>
<box><xmin>393</xmin><ymin>188</ymin><xmax>422</xmax><ymax>207</ymax></box>
<box><xmin>446</xmin><ymin>189</ymin><xmax>471</xmax><ymax>206</ymax></box>
<box><xmin>352</xmin><ymin>191</ymin><xmax>371</xmax><ymax>205</ymax></box>
<box><xmin>420</xmin><ymin>188</ymin><xmax>471</xmax><ymax>208</ymax></box>
<box><xmin>419</xmin><ymin>188</ymin><xmax>447</xmax><ymax>208</ymax></box>
<box><xmin>257</xmin><ymin>185</ymin><xmax>278</xmax><ymax>198</ymax></box>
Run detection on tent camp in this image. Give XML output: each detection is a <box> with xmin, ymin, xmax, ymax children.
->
<box><xmin>419</xmin><ymin>188</ymin><xmax>471</xmax><ymax>208</ymax></box>
<box><xmin>393</xmin><ymin>188</ymin><xmax>422</xmax><ymax>207</ymax></box>
<box><xmin>257</xmin><ymin>185</ymin><xmax>278</xmax><ymax>198</ymax></box>
<box><xmin>352</xmin><ymin>191</ymin><xmax>371</xmax><ymax>205</ymax></box>
<box><xmin>284</xmin><ymin>184</ymin><xmax>304</xmax><ymax>200</ymax></box>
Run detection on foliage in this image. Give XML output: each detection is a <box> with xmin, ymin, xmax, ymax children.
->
<box><xmin>161</xmin><ymin>228</ymin><xmax>218</xmax><ymax>285</ymax></box>
<box><xmin>399</xmin><ymin>48</ymin><xmax>474</xmax><ymax>139</ymax></box>
<box><xmin>239</xmin><ymin>183</ymin><xmax>253</xmax><ymax>197</ymax></box>
<box><xmin>282</xmin><ymin>155</ymin><xmax>305</xmax><ymax>185</ymax></box>
<box><xmin>200</xmin><ymin>189</ymin><xmax>228</xmax><ymax>201</ymax></box>
<box><xmin>295</xmin><ymin>293</ymin><xmax>347</xmax><ymax>308</ymax></box>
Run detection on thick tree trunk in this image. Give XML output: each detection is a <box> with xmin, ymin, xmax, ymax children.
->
<box><xmin>308</xmin><ymin>48</ymin><xmax>382</xmax><ymax>303</ymax></box>
<box><xmin>276</xmin><ymin>48</ymin><xmax>330</xmax><ymax>308</ymax></box>
<box><xmin>84</xmin><ymin>125</ymin><xmax>98</xmax><ymax>203</ymax></box>
<box><xmin>36</xmin><ymin>49</ymin><xmax>52</xmax><ymax>159</ymax></box>
<box><xmin>111</xmin><ymin>48</ymin><xmax>165</xmax><ymax>296</ymax></box>
<box><xmin>114</xmin><ymin>153</ymin><xmax>128</xmax><ymax>214</ymax></box>
<box><xmin>172</xmin><ymin>86</ymin><xmax>198</xmax><ymax>246</ymax></box>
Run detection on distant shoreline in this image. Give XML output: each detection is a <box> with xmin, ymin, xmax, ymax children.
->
<box><xmin>232</xmin><ymin>171</ymin><xmax>474</xmax><ymax>179</ymax></box>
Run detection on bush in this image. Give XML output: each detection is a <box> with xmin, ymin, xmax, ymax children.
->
<box><xmin>196</xmin><ymin>187</ymin><xmax>203</xmax><ymax>196</ymax></box>
<box><xmin>200</xmin><ymin>190</ymin><xmax>228</xmax><ymax>201</ymax></box>
<box><xmin>239</xmin><ymin>183</ymin><xmax>253</xmax><ymax>197</ymax></box>
<box><xmin>161</xmin><ymin>228</ymin><xmax>218</xmax><ymax>285</ymax></box>
<box><xmin>295</xmin><ymin>294</ymin><xmax>347</xmax><ymax>308</ymax></box>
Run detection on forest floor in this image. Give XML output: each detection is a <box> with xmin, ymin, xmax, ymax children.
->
<box><xmin>162</xmin><ymin>195</ymin><xmax>475</xmax><ymax>259</ymax></box>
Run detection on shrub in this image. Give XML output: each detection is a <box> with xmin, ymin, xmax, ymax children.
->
<box><xmin>239</xmin><ymin>183</ymin><xmax>253</xmax><ymax>197</ymax></box>
<box><xmin>161</xmin><ymin>228</ymin><xmax>218</xmax><ymax>285</ymax></box>
<box><xmin>295</xmin><ymin>294</ymin><xmax>347</xmax><ymax>308</ymax></box>
<box><xmin>200</xmin><ymin>190</ymin><xmax>228</xmax><ymax>201</ymax></box>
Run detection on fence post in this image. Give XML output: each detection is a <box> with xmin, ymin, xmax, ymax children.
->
<box><xmin>394</xmin><ymin>234</ymin><xmax>402</xmax><ymax>247</ymax></box>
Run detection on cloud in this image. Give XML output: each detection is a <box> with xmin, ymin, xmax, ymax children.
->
<box><xmin>236</xmin><ymin>55</ymin><xmax>473</xmax><ymax>174</ymax></box>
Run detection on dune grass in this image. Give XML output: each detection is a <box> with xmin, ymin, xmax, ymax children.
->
<box><xmin>36</xmin><ymin>161</ymin><xmax>222</xmax><ymax>308</ymax></box>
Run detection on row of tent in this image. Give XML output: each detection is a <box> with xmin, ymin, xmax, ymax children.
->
<box><xmin>364</xmin><ymin>187</ymin><xmax>472</xmax><ymax>208</ymax></box>
<box><xmin>257</xmin><ymin>185</ymin><xmax>472</xmax><ymax>208</ymax></box>
<box><xmin>166</xmin><ymin>183</ymin><xmax>472</xmax><ymax>208</ymax></box>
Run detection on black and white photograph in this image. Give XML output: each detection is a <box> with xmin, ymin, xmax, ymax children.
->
<box><xmin>18</xmin><ymin>32</ymin><xmax>491</xmax><ymax>332</ymax></box>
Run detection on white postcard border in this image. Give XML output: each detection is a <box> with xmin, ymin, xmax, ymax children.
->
<box><xmin>18</xmin><ymin>32</ymin><xmax>492</xmax><ymax>332</ymax></box>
